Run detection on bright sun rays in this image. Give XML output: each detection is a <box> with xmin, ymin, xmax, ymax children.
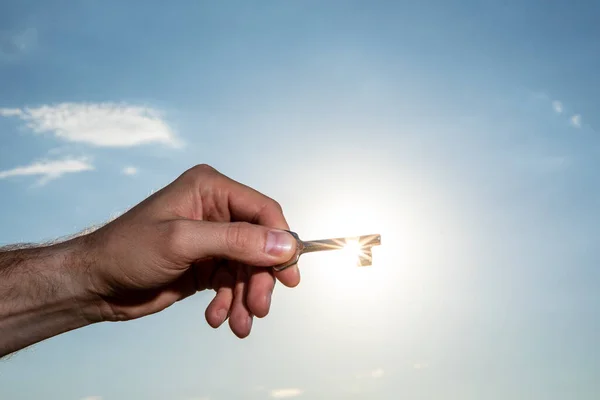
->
<box><xmin>340</xmin><ymin>238</ymin><xmax>363</xmax><ymax>265</ymax></box>
<box><xmin>309</xmin><ymin>235</ymin><xmax>385</xmax><ymax>297</ymax></box>
<box><xmin>337</xmin><ymin>236</ymin><xmax>379</xmax><ymax>267</ymax></box>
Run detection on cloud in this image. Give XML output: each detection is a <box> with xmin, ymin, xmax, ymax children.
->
<box><xmin>0</xmin><ymin>102</ymin><xmax>180</xmax><ymax>148</ymax></box>
<box><xmin>0</xmin><ymin>157</ymin><xmax>94</xmax><ymax>185</ymax></box>
<box><xmin>552</xmin><ymin>100</ymin><xmax>563</xmax><ymax>114</ymax></box>
<box><xmin>0</xmin><ymin>108</ymin><xmax>23</xmax><ymax>117</ymax></box>
<box><xmin>370</xmin><ymin>368</ymin><xmax>384</xmax><ymax>378</ymax></box>
<box><xmin>270</xmin><ymin>388</ymin><xmax>303</xmax><ymax>398</ymax></box>
<box><xmin>531</xmin><ymin>94</ymin><xmax>586</xmax><ymax>130</ymax></box>
<box><xmin>413</xmin><ymin>362</ymin><xmax>429</xmax><ymax>370</ymax></box>
<box><xmin>0</xmin><ymin>28</ymin><xmax>37</xmax><ymax>60</ymax></box>
<box><xmin>122</xmin><ymin>166</ymin><xmax>138</xmax><ymax>176</ymax></box>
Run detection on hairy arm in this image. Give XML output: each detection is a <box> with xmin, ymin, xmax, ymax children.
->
<box><xmin>0</xmin><ymin>238</ymin><xmax>98</xmax><ymax>358</ymax></box>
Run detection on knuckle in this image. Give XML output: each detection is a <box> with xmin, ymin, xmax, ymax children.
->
<box><xmin>181</xmin><ymin>164</ymin><xmax>218</xmax><ymax>182</ymax></box>
<box><xmin>226</xmin><ymin>222</ymin><xmax>258</xmax><ymax>253</ymax></box>
<box><xmin>269</xmin><ymin>198</ymin><xmax>284</xmax><ymax>214</ymax></box>
<box><xmin>191</xmin><ymin>163</ymin><xmax>217</xmax><ymax>176</ymax></box>
<box><xmin>162</xmin><ymin>220</ymin><xmax>189</xmax><ymax>255</ymax></box>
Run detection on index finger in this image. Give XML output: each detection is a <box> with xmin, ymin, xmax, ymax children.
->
<box><xmin>218</xmin><ymin>172</ymin><xmax>301</xmax><ymax>288</ymax></box>
<box><xmin>173</xmin><ymin>165</ymin><xmax>300</xmax><ymax>287</ymax></box>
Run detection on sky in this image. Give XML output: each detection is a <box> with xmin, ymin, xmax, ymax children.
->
<box><xmin>1</xmin><ymin>0</ymin><xmax>600</xmax><ymax>399</ymax></box>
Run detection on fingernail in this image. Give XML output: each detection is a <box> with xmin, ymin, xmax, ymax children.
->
<box><xmin>266</xmin><ymin>230</ymin><xmax>295</xmax><ymax>256</ymax></box>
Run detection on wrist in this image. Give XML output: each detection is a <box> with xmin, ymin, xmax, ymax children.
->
<box><xmin>61</xmin><ymin>235</ymin><xmax>108</xmax><ymax>324</ymax></box>
<box><xmin>0</xmin><ymin>239</ymin><xmax>102</xmax><ymax>356</ymax></box>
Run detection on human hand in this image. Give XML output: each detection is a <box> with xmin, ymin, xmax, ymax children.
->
<box><xmin>74</xmin><ymin>164</ymin><xmax>300</xmax><ymax>338</ymax></box>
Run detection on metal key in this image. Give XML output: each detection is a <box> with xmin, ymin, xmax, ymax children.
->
<box><xmin>272</xmin><ymin>231</ymin><xmax>382</xmax><ymax>271</ymax></box>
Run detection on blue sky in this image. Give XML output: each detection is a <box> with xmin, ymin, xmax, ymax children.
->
<box><xmin>1</xmin><ymin>1</ymin><xmax>600</xmax><ymax>399</ymax></box>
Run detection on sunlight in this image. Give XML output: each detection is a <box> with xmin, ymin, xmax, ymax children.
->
<box><xmin>285</xmin><ymin>164</ymin><xmax>456</xmax><ymax>324</ymax></box>
<box><xmin>309</xmin><ymin>236</ymin><xmax>384</xmax><ymax>296</ymax></box>
<box><xmin>340</xmin><ymin>238</ymin><xmax>363</xmax><ymax>266</ymax></box>
<box><xmin>294</xmin><ymin>194</ymin><xmax>393</xmax><ymax>300</ymax></box>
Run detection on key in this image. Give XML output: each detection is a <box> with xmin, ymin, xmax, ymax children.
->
<box><xmin>273</xmin><ymin>231</ymin><xmax>382</xmax><ymax>271</ymax></box>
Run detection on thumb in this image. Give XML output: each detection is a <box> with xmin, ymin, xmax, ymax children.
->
<box><xmin>170</xmin><ymin>220</ymin><xmax>298</xmax><ymax>266</ymax></box>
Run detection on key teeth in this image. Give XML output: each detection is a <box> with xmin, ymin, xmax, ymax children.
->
<box><xmin>359</xmin><ymin>234</ymin><xmax>381</xmax><ymax>248</ymax></box>
<box><xmin>358</xmin><ymin>248</ymin><xmax>373</xmax><ymax>267</ymax></box>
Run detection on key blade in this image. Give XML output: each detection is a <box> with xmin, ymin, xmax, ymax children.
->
<box><xmin>271</xmin><ymin>232</ymin><xmax>382</xmax><ymax>271</ymax></box>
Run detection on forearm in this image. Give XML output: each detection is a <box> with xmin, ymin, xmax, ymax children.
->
<box><xmin>0</xmin><ymin>239</ymin><xmax>99</xmax><ymax>357</ymax></box>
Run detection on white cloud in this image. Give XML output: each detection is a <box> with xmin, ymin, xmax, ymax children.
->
<box><xmin>0</xmin><ymin>102</ymin><xmax>180</xmax><ymax>148</ymax></box>
<box><xmin>570</xmin><ymin>114</ymin><xmax>582</xmax><ymax>128</ymax></box>
<box><xmin>370</xmin><ymin>368</ymin><xmax>384</xmax><ymax>378</ymax></box>
<box><xmin>552</xmin><ymin>100</ymin><xmax>563</xmax><ymax>114</ymax></box>
<box><xmin>122</xmin><ymin>166</ymin><xmax>138</xmax><ymax>176</ymax></box>
<box><xmin>0</xmin><ymin>108</ymin><xmax>23</xmax><ymax>117</ymax></box>
<box><xmin>270</xmin><ymin>388</ymin><xmax>303</xmax><ymax>398</ymax></box>
<box><xmin>0</xmin><ymin>157</ymin><xmax>94</xmax><ymax>185</ymax></box>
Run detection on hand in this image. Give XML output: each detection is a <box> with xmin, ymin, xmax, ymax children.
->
<box><xmin>75</xmin><ymin>164</ymin><xmax>300</xmax><ymax>338</ymax></box>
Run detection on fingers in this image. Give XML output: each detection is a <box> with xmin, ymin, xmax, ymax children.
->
<box><xmin>247</xmin><ymin>267</ymin><xmax>275</xmax><ymax>318</ymax></box>
<box><xmin>216</xmin><ymin>171</ymin><xmax>301</xmax><ymax>288</ymax></box>
<box><xmin>164</xmin><ymin>165</ymin><xmax>302</xmax><ymax>334</ymax></box>
<box><xmin>205</xmin><ymin>263</ymin><xmax>255</xmax><ymax>337</ymax></box>
<box><xmin>205</xmin><ymin>266</ymin><xmax>235</xmax><ymax>328</ymax></box>
<box><xmin>173</xmin><ymin>165</ymin><xmax>301</xmax><ymax>287</ymax></box>
<box><xmin>167</xmin><ymin>220</ymin><xmax>297</xmax><ymax>267</ymax></box>
<box><xmin>228</xmin><ymin>264</ymin><xmax>252</xmax><ymax>338</ymax></box>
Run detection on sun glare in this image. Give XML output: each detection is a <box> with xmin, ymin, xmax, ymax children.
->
<box><xmin>341</xmin><ymin>239</ymin><xmax>363</xmax><ymax>266</ymax></box>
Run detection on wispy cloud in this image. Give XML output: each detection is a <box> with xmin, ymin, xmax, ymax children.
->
<box><xmin>270</xmin><ymin>388</ymin><xmax>303</xmax><ymax>398</ymax></box>
<box><xmin>0</xmin><ymin>102</ymin><xmax>181</xmax><ymax>148</ymax></box>
<box><xmin>0</xmin><ymin>28</ymin><xmax>37</xmax><ymax>60</ymax></box>
<box><xmin>535</xmin><ymin>95</ymin><xmax>587</xmax><ymax>129</ymax></box>
<box><xmin>122</xmin><ymin>166</ymin><xmax>138</xmax><ymax>176</ymax></box>
<box><xmin>552</xmin><ymin>100</ymin><xmax>563</xmax><ymax>114</ymax></box>
<box><xmin>0</xmin><ymin>108</ymin><xmax>23</xmax><ymax>117</ymax></box>
<box><xmin>0</xmin><ymin>157</ymin><xmax>94</xmax><ymax>185</ymax></box>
